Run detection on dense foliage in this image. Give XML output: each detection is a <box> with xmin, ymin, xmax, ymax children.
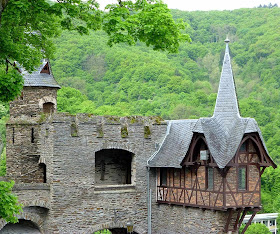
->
<box><xmin>239</xmin><ymin>223</ymin><xmax>270</xmax><ymax>234</ymax></box>
<box><xmin>0</xmin><ymin>0</ymin><xmax>189</xmax><ymax>102</ymax></box>
<box><xmin>0</xmin><ymin>180</ymin><xmax>22</xmax><ymax>223</ymax></box>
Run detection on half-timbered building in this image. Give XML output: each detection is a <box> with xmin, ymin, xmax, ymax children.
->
<box><xmin>148</xmin><ymin>39</ymin><xmax>277</xmax><ymax>233</ymax></box>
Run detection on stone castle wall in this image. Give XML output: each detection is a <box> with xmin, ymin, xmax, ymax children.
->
<box><xmin>4</xmin><ymin>110</ymin><xmax>242</xmax><ymax>233</ymax></box>
<box><xmin>32</xmin><ymin>114</ymin><xmax>167</xmax><ymax>233</ymax></box>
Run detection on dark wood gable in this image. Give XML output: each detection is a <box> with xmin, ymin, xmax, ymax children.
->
<box><xmin>40</xmin><ymin>62</ymin><xmax>50</xmax><ymax>74</ymax></box>
<box><xmin>181</xmin><ymin>133</ymin><xmax>216</xmax><ymax>167</ymax></box>
<box><xmin>228</xmin><ymin>133</ymin><xmax>276</xmax><ymax>168</ymax></box>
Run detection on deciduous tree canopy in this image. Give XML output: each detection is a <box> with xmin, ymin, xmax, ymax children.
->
<box><xmin>0</xmin><ymin>0</ymin><xmax>190</xmax><ymax>102</ymax></box>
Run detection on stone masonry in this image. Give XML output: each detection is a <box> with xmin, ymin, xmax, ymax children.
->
<box><xmin>2</xmin><ymin>110</ymin><xmax>240</xmax><ymax>233</ymax></box>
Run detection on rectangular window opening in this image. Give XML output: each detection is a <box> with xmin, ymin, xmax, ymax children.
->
<box><xmin>31</xmin><ymin>128</ymin><xmax>35</xmax><ymax>143</ymax></box>
<box><xmin>160</xmin><ymin>168</ymin><xmax>167</xmax><ymax>186</ymax></box>
<box><xmin>238</xmin><ymin>167</ymin><xmax>247</xmax><ymax>190</ymax></box>
<box><xmin>12</xmin><ymin>127</ymin><xmax>15</xmax><ymax>144</ymax></box>
<box><xmin>43</xmin><ymin>164</ymin><xmax>47</xmax><ymax>183</ymax></box>
<box><xmin>207</xmin><ymin>167</ymin><xmax>214</xmax><ymax>190</ymax></box>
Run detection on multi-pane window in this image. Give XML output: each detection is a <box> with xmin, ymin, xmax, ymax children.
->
<box><xmin>240</xmin><ymin>142</ymin><xmax>247</xmax><ymax>151</ymax></box>
<box><xmin>207</xmin><ymin>167</ymin><xmax>214</xmax><ymax>190</ymax></box>
<box><xmin>160</xmin><ymin>168</ymin><xmax>167</xmax><ymax>186</ymax></box>
<box><xmin>238</xmin><ymin>167</ymin><xmax>247</xmax><ymax>190</ymax></box>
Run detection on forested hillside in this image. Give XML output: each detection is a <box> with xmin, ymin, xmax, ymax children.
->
<box><xmin>1</xmin><ymin>7</ymin><xmax>280</xmax><ymax>213</ymax></box>
<box><xmin>52</xmin><ymin>7</ymin><xmax>280</xmax><ymax>161</ymax></box>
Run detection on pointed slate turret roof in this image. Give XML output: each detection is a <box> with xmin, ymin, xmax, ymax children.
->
<box><xmin>214</xmin><ymin>39</ymin><xmax>240</xmax><ymax>118</ymax></box>
<box><xmin>19</xmin><ymin>59</ymin><xmax>61</xmax><ymax>89</ymax></box>
<box><xmin>194</xmin><ymin>38</ymin><xmax>246</xmax><ymax>168</ymax></box>
<box><xmin>148</xmin><ymin>39</ymin><xmax>275</xmax><ymax>169</ymax></box>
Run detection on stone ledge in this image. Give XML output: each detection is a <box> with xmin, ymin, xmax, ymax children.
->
<box><xmin>13</xmin><ymin>183</ymin><xmax>50</xmax><ymax>191</ymax></box>
<box><xmin>94</xmin><ymin>184</ymin><xmax>136</xmax><ymax>194</ymax></box>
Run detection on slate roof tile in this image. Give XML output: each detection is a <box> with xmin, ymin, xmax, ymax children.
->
<box><xmin>21</xmin><ymin>60</ymin><xmax>61</xmax><ymax>88</ymax></box>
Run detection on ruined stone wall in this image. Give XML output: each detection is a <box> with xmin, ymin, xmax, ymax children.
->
<box><xmin>9</xmin><ymin>87</ymin><xmax>58</xmax><ymax>118</ymax></box>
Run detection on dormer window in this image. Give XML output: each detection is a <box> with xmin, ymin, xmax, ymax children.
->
<box><xmin>160</xmin><ymin>168</ymin><xmax>167</xmax><ymax>186</ymax></box>
<box><xmin>40</xmin><ymin>62</ymin><xmax>50</xmax><ymax>74</ymax></box>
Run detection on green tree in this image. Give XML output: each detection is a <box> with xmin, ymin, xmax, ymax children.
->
<box><xmin>239</xmin><ymin>223</ymin><xmax>270</xmax><ymax>234</ymax></box>
<box><xmin>0</xmin><ymin>180</ymin><xmax>22</xmax><ymax>223</ymax></box>
<box><xmin>0</xmin><ymin>0</ymin><xmax>190</xmax><ymax>102</ymax></box>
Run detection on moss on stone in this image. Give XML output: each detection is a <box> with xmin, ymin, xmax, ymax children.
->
<box><xmin>121</xmin><ymin>126</ymin><xmax>128</xmax><ymax>138</ymax></box>
<box><xmin>152</xmin><ymin>116</ymin><xmax>164</xmax><ymax>125</ymax></box>
<box><xmin>97</xmin><ymin>125</ymin><xmax>104</xmax><ymax>138</ymax></box>
<box><xmin>144</xmin><ymin>126</ymin><xmax>151</xmax><ymax>139</ymax></box>
<box><xmin>106</xmin><ymin>116</ymin><xmax>121</xmax><ymax>124</ymax></box>
<box><xmin>38</xmin><ymin>113</ymin><xmax>46</xmax><ymax>124</ymax></box>
<box><xmin>71</xmin><ymin>123</ymin><xmax>78</xmax><ymax>137</ymax></box>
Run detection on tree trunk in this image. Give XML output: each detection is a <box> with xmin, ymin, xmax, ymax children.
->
<box><xmin>0</xmin><ymin>0</ymin><xmax>9</xmax><ymax>25</ymax></box>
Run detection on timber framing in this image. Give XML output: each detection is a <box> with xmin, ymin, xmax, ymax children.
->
<box><xmin>157</xmin><ymin>132</ymin><xmax>275</xmax><ymax>232</ymax></box>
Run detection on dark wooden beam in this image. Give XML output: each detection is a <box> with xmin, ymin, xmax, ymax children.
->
<box><xmin>224</xmin><ymin>209</ymin><xmax>233</xmax><ymax>233</ymax></box>
<box><xmin>233</xmin><ymin>209</ymin><xmax>242</xmax><ymax>231</ymax></box>
<box><xmin>241</xmin><ymin>210</ymin><xmax>257</xmax><ymax>234</ymax></box>
<box><xmin>238</xmin><ymin>209</ymin><xmax>248</xmax><ymax>227</ymax></box>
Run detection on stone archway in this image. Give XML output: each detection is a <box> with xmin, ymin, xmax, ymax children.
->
<box><xmin>95</xmin><ymin>228</ymin><xmax>139</xmax><ymax>234</ymax></box>
<box><xmin>0</xmin><ymin>219</ymin><xmax>41</xmax><ymax>233</ymax></box>
<box><xmin>87</xmin><ymin>221</ymin><xmax>144</xmax><ymax>234</ymax></box>
<box><xmin>38</xmin><ymin>96</ymin><xmax>57</xmax><ymax>112</ymax></box>
<box><xmin>0</xmin><ymin>205</ymin><xmax>48</xmax><ymax>232</ymax></box>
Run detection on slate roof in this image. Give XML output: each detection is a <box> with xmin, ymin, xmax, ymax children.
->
<box><xmin>20</xmin><ymin>60</ymin><xmax>61</xmax><ymax>88</ymax></box>
<box><xmin>148</xmin><ymin>120</ymin><xmax>198</xmax><ymax>168</ymax></box>
<box><xmin>148</xmin><ymin>39</ymin><xmax>275</xmax><ymax>169</ymax></box>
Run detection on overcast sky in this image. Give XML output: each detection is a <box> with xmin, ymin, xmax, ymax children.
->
<box><xmin>99</xmin><ymin>0</ymin><xmax>280</xmax><ymax>11</ymax></box>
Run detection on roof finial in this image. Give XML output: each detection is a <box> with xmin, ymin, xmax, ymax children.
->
<box><xmin>224</xmin><ymin>37</ymin><xmax>230</xmax><ymax>43</ymax></box>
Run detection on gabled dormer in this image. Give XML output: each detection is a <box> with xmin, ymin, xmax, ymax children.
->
<box><xmin>40</xmin><ymin>62</ymin><xmax>51</xmax><ymax>75</ymax></box>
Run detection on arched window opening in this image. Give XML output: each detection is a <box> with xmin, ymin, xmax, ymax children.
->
<box><xmin>43</xmin><ymin>102</ymin><xmax>55</xmax><ymax>114</ymax></box>
<box><xmin>95</xmin><ymin>149</ymin><xmax>134</xmax><ymax>185</ymax></box>
<box><xmin>94</xmin><ymin>228</ymin><xmax>139</xmax><ymax>234</ymax></box>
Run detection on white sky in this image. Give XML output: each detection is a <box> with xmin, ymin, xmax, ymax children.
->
<box><xmin>99</xmin><ymin>0</ymin><xmax>280</xmax><ymax>11</ymax></box>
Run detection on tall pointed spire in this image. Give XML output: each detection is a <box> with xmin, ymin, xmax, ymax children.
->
<box><xmin>213</xmin><ymin>38</ymin><xmax>240</xmax><ymax>117</ymax></box>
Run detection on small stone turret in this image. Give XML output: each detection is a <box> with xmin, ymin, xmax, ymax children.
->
<box><xmin>10</xmin><ymin>59</ymin><xmax>60</xmax><ymax>118</ymax></box>
<box><xmin>6</xmin><ymin>60</ymin><xmax>60</xmax><ymax>183</ymax></box>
